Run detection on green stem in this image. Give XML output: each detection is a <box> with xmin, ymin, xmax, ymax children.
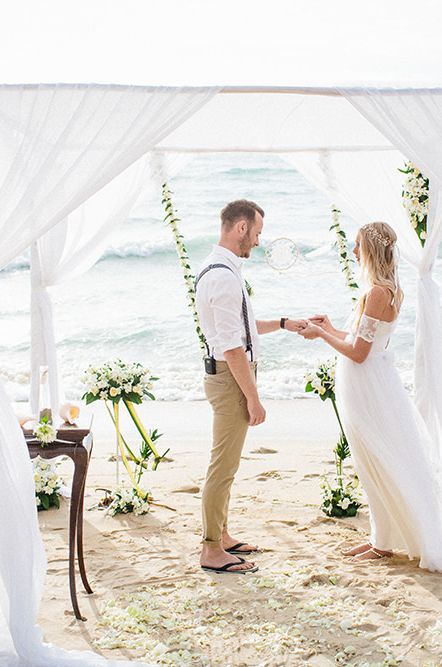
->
<box><xmin>113</xmin><ymin>402</ymin><xmax>148</xmax><ymax>500</ymax></box>
<box><xmin>331</xmin><ymin>397</ymin><xmax>345</xmax><ymax>436</ymax></box>
<box><xmin>124</xmin><ymin>399</ymin><xmax>160</xmax><ymax>464</ymax></box>
<box><xmin>105</xmin><ymin>401</ymin><xmax>141</xmax><ymax>464</ymax></box>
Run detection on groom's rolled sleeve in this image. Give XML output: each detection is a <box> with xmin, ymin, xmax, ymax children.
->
<box><xmin>210</xmin><ymin>276</ymin><xmax>244</xmax><ymax>356</ymax></box>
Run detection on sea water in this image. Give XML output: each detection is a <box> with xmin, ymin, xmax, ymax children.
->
<box><xmin>0</xmin><ymin>153</ymin><xmax>435</xmax><ymax>403</ymax></box>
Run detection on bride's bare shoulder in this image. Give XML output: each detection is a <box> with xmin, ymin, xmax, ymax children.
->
<box><xmin>364</xmin><ymin>286</ymin><xmax>392</xmax><ymax>317</ymax></box>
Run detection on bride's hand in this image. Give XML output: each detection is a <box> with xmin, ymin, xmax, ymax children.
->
<box><xmin>308</xmin><ymin>314</ymin><xmax>333</xmax><ymax>332</ymax></box>
<box><xmin>298</xmin><ymin>322</ymin><xmax>322</xmax><ymax>340</ymax></box>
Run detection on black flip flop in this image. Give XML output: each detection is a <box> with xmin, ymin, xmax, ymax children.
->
<box><xmin>225</xmin><ymin>542</ymin><xmax>258</xmax><ymax>555</ymax></box>
<box><xmin>201</xmin><ymin>557</ymin><xmax>259</xmax><ymax>574</ymax></box>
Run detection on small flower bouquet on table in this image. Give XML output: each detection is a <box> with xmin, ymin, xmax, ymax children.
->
<box><xmin>305</xmin><ymin>358</ymin><xmax>361</xmax><ymax>518</ymax></box>
<box><xmin>33</xmin><ymin>415</ymin><xmax>57</xmax><ymax>446</ymax></box>
<box><xmin>82</xmin><ymin>360</ymin><xmax>169</xmax><ymax>515</ymax></box>
<box><xmin>34</xmin><ymin>458</ymin><xmax>63</xmax><ymax>510</ymax></box>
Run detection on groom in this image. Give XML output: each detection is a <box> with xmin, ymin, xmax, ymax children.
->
<box><xmin>195</xmin><ymin>199</ymin><xmax>305</xmax><ymax>574</ymax></box>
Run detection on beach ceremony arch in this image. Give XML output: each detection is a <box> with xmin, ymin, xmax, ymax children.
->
<box><xmin>2</xmin><ymin>0</ymin><xmax>442</xmax><ymax>663</ymax></box>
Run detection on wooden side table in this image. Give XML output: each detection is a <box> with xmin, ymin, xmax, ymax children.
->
<box><xmin>25</xmin><ymin>427</ymin><xmax>94</xmax><ymax>621</ymax></box>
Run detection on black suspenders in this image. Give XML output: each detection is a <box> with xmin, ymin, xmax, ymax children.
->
<box><xmin>195</xmin><ymin>263</ymin><xmax>254</xmax><ymax>362</ymax></box>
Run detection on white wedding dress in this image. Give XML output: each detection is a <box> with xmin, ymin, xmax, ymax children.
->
<box><xmin>335</xmin><ymin>313</ymin><xmax>442</xmax><ymax>572</ymax></box>
<box><xmin>0</xmin><ymin>380</ymin><xmax>154</xmax><ymax>667</ymax></box>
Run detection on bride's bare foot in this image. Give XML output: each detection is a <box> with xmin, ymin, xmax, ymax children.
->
<box><xmin>342</xmin><ymin>542</ymin><xmax>371</xmax><ymax>556</ymax></box>
<box><xmin>351</xmin><ymin>547</ymin><xmax>393</xmax><ymax>562</ymax></box>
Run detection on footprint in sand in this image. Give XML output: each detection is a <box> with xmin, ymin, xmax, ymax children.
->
<box><xmin>171</xmin><ymin>485</ymin><xmax>200</xmax><ymax>494</ymax></box>
<box><xmin>256</xmin><ymin>470</ymin><xmax>282</xmax><ymax>481</ymax></box>
<box><xmin>250</xmin><ymin>447</ymin><xmax>278</xmax><ymax>454</ymax></box>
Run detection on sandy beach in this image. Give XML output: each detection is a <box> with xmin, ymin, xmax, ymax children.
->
<box><xmin>33</xmin><ymin>398</ymin><xmax>442</xmax><ymax>667</ymax></box>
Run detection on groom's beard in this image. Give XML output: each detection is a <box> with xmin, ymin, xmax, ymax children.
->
<box><xmin>239</xmin><ymin>233</ymin><xmax>254</xmax><ymax>258</ymax></box>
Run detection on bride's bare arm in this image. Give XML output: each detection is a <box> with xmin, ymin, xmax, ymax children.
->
<box><xmin>300</xmin><ymin>288</ymin><xmax>391</xmax><ymax>363</ymax></box>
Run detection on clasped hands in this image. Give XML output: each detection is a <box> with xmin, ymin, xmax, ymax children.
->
<box><xmin>285</xmin><ymin>314</ymin><xmax>331</xmax><ymax>340</ymax></box>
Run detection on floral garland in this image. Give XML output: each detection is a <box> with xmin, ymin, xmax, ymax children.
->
<box><xmin>162</xmin><ymin>183</ymin><xmax>206</xmax><ymax>355</ymax></box>
<box><xmin>399</xmin><ymin>161</ymin><xmax>429</xmax><ymax>246</ymax></box>
<box><xmin>33</xmin><ymin>458</ymin><xmax>63</xmax><ymax>510</ymax></box>
<box><xmin>330</xmin><ymin>205</ymin><xmax>359</xmax><ymax>302</ymax></box>
<box><xmin>305</xmin><ymin>359</ymin><xmax>360</xmax><ymax>517</ymax></box>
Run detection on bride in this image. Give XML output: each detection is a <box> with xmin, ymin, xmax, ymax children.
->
<box><xmin>299</xmin><ymin>221</ymin><xmax>442</xmax><ymax>571</ymax></box>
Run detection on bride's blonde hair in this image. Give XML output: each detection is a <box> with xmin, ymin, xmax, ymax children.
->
<box><xmin>356</xmin><ymin>221</ymin><xmax>403</xmax><ymax>321</ymax></box>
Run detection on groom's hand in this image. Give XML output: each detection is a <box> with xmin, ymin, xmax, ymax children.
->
<box><xmin>247</xmin><ymin>397</ymin><xmax>266</xmax><ymax>426</ymax></box>
<box><xmin>285</xmin><ymin>319</ymin><xmax>308</xmax><ymax>332</ymax></box>
<box><xmin>298</xmin><ymin>322</ymin><xmax>322</xmax><ymax>339</ymax></box>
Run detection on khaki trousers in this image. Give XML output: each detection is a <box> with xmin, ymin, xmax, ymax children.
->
<box><xmin>202</xmin><ymin>360</ymin><xmax>256</xmax><ymax>544</ymax></box>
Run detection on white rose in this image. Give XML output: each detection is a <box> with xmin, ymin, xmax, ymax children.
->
<box><xmin>109</xmin><ymin>387</ymin><xmax>121</xmax><ymax>397</ymax></box>
<box><xmin>340</xmin><ymin>498</ymin><xmax>350</xmax><ymax>510</ymax></box>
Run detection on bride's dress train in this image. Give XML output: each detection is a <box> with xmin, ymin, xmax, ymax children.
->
<box><xmin>0</xmin><ymin>380</ymin><xmax>153</xmax><ymax>667</ymax></box>
<box><xmin>336</xmin><ymin>313</ymin><xmax>442</xmax><ymax>572</ymax></box>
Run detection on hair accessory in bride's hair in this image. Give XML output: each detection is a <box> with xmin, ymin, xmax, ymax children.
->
<box><xmin>362</xmin><ymin>224</ymin><xmax>393</xmax><ymax>248</ymax></box>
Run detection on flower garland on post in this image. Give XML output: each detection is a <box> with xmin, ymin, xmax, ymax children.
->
<box><xmin>82</xmin><ymin>360</ymin><xmax>169</xmax><ymax>514</ymax></box>
<box><xmin>162</xmin><ymin>183</ymin><xmax>206</xmax><ymax>355</ymax></box>
<box><xmin>305</xmin><ymin>359</ymin><xmax>360</xmax><ymax>517</ymax></box>
<box><xmin>399</xmin><ymin>161</ymin><xmax>429</xmax><ymax>246</ymax></box>
<box><xmin>330</xmin><ymin>205</ymin><xmax>359</xmax><ymax>301</ymax></box>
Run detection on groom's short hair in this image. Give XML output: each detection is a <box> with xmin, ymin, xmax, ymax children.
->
<box><xmin>221</xmin><ymin>199</ymin><xmax>264</xmax><ymax>230</ymax></box>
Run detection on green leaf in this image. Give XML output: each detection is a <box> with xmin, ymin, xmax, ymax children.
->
<box><xmin>41</xmin><ymin>494</ymin><xmax>50</xmax><ymax>510</ymax></box>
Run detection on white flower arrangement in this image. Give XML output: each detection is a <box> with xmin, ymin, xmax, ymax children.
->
<box><xmin>33</xmin><ymin>457</ymin><xmax>63</xmax><ymax>510</ymax></box>
<box><xmin>399</xmin><ymin>161</ymin><xmax>429</xmax><ymax>246</ymax></box>
<box><xmin>82</xmin><ymin>360</ymin><xmax>167</xmax><ymax>506</ymax></box>
<box><xmin>320</xmin><ymin>473</ymin><xmax>361</xmax><ymax>518</ymax></box>
<box><xmin>305</xmin><ymin>360</ymin><xmax>360</xmax><ymax>518</ymax></box>
<box><xmin>33</xmin><ymin>416</ymin><xmax>57</xmax><ymax>446</ymax></box>
<box><xmin>305</xmin><ymin>357</ymin><xmax>336</xmax><ymax>401</ymax></box>
<box><xmin>82</xmin><ymin>359</ymin><xmax>157</xmax><ymax>406</ymax></box>
<box><xmin>107</xmin><ymin>486</ymin><xmax>152</xmax><ymax>516</ymax></box>
<box><xmin>330</xmin><ymin>205</ymin><xmax>359</xmax><ymax>302</ymax></box>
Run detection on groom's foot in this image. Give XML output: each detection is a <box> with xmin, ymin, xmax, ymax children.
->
<box><xmin>342</xmin><ymin>542</ymin><xmax>372</xmax><ymax>557</ymax></box>
<box><xmin>200</xmin><ymin>544</ymin><xmax>256</xmax><ymax>572</ymax></box>
<box><xmin>222</xmin><ymin>531</ymin><xmax>259</xmax><ymax>554</ymax></box>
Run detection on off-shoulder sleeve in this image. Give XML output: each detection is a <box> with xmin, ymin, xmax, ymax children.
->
<box><xmin>356</xmin><ymin>314</ymin><xmax>380</xmax><ymax>343</ymax></box>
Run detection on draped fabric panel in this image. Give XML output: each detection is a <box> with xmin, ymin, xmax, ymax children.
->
<box><xmin>281</xmin><ymin>148</ymin><xmax>420</xmax><ymax>263</ymax></box>
<box><xmin>29</xmin><ymin>152</ymin><xmax>192</xmax><ymax>415</ymax></box>
<box><xmin>341</xmin><ymin>89</ymin><xmax>442</xmax><ymax>462</ymax></box>
<box><xmin>0</xmin><ymin>84</ymin><xmax>218</xmax><ymax>269</ymax></box>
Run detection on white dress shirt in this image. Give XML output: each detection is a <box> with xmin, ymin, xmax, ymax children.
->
<box><xmin>195</xmin><ymin>245</ymin><xmax>259</xmax><ymax>361</ymax></box>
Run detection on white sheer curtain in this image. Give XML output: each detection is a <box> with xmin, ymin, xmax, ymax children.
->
<box><xmin>281</xmin><ymin>148</ymin><xmax>420</xmax><ymax>262</ymax></box>
<box><xmin>0</xmin><ymin>84</ymin><xmax>218</xmax><ymax>270</ymax></box>
<box><xmin>341</xmin><ymin>89</ymin><xmax>442</xmax><ymax>462</ymax></box>
<box><xmin>29</xmin><ymin>151</ymin><xmax>192</xmax><ymax>415</ymax></box>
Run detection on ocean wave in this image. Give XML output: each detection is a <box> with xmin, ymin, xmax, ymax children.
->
<box><xmin>1</xmin><ymin>255</ymin><xmax>30</xmax><ymax>274</ymax></box>
<box><xmin>98</xmin><ymin>235</ymin><xmax>219</xmax><ymax>263</ymax></box>
<box><xmin>218</xmin><ymin>166</ymin><xmax>294</xmax><ymax>176</ymax></box>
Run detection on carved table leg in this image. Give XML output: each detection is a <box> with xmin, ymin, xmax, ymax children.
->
<box><xmin>77</xmin><ymin>446</ymin><xmax>93</xmax><ymax>594</ymax></box>
<box><xmin>70</xmin><ymin>447</ymin><xmax>89</xmax><ymax>621</ymax></box>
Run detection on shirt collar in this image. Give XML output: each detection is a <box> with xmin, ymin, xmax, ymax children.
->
<box><xmin>212</xmin><ymin>244</ymin><xmax>243</xmax><ymax>270</ymax></box>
